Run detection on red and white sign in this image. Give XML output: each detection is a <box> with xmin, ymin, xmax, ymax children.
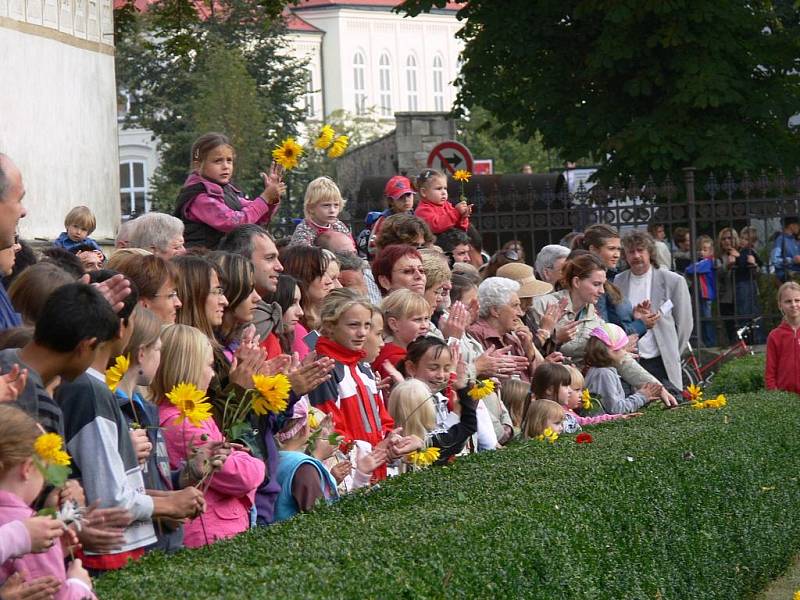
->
<box><xmin>427</xmin><ymin>140</ymin><xmax>474</xmax><ymax>175</ymax></box>
<box><xmin>473</xmin><ymin>159</ymin><xmax>493</xmax><ymax>175</ymax></box>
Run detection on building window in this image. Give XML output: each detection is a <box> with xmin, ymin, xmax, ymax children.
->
<box><xmin>119</xmin><ymin>161</ymin><xmax>148</xmax><ymax>217</ymax></box>
<box><xmin>379</xmin><ymin>53</ymin><xmax>392</xmax><ymax>117</ymax></box>
<box><xmin>304</xmin><ymin>69</ymin><xmax>316</xmax><ymax>118</ymax></box>
<box><xmin>405</xmin><ymin>55</ymin><xmax>418</xmax><ymax>111</ymax></box>
<box><xmin>432</xmin><ymin>55</ymin><xmax>444</xmax><ymax>111</ymax></box>
<box><xmin>353</xmin><ymin>51</ymin><xmax>367</xmax><ymax>115</ymax></box>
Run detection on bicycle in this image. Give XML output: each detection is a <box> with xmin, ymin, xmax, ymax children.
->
<box><xmin>680</xmin><ymin>317</ymin><xmax>762</xmax><ymax>387</ymax></box>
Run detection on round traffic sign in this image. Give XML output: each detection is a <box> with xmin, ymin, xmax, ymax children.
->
<box><xmin>427</xmin><ymin>140</ymin><xmax>474</xmax><ymax>175</ymax></box>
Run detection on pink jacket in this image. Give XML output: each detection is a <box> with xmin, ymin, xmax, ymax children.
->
<box><xmin>0</xmin><ymin>521</ymin><xmax>29</xmax><ymax>565</ymax></box>
<box><xmin>158</xmin><ymin>404</ymin><xmax>265</xmax><ymax>548</ymax></box>
<box><xmin>564</xmin><ymin>408</ymin><xmax>626</xmax><ymax>426</ymax></box>
<box><xmin>183</xmin><ymin>172</ymin><xmax>279</xmax><ymax>233</ymax></box>
<box><xmin>0</xmin><ymin>491</ymin><xmax>96</xmax><ymax>599</ymax></box>
<box><xmin>414</xmin><ymin>199</ymin><xmax>469</xmax><ymax>234</ymax></box>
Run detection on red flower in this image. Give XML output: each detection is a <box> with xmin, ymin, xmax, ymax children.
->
<box><xmin>575</xmin><ymin>432</ymin><xmax>593</xmax><ymax>444</ymax></box>
<box><xmin>338</xmin><ymin>438</ymin><xmax>355</xmax><ymax>455</ymax></box>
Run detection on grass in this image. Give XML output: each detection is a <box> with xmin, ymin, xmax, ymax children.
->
<box><xmin>98</xmin><ymin>392</ymin><xmax>800</xmax><ymax>600</ymax></box>
<box><xmin>708</xmin><ymin>353</ymin><xmax>765</xmax><ymax>396</ymax></box>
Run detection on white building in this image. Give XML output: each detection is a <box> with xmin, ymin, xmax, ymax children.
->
<box><xmin>117</xmin><ymin>0</ymin><xmax>463</xmax><ymax>217</ymax></box>
<box><xmin>1</xmin><ymin>0</ymin><xmax>121</xmax><ymax>240</ymax></box>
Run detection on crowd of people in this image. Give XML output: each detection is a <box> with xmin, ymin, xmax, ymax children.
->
<box><xmin>0</xmin><ymin>133</ymin><xmax>797</xmax><ymax>599</ymax></box>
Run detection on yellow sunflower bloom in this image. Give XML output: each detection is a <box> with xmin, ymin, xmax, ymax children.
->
<box><xmin>468</xmin><ymin>379</ymin><xmax>495</xmax><ymax>401</ymax></box>
<box><xmin>453</xmin><ymin>170</ymin><xmax>471</xmax><ymax>182</ymax></box>
<box><xmin>314</xmin><ymin>125</ymin><xmax>335</xmax><ymax>150</ymax></box>
<box><xmin>272</xmin><ymin>138</ymin><xmax>304</xmax><ymax>170</ymax></box>
<box><xmin>327</xmin><ymin>135</ymin><xmax>348</xmax><ymax>159</ymax></box>
<box><xmin>307</xmin><ymin>410</ymin><xmax>320</xmax><ymax>430</ymax></box>
<box><xmin>581</xmin><ymin>388</ymin><xmax>593</xmax><ymax>410</ymax></box>
<box><xmin>167</xmin><ymin>382</ymin><xmax>213</xmax><ymax>427</ymax></box>
<box><xmin>408</xmin><ymin>446</ymin><xmax>440</xmax><ymax>468</ymax></box>
<box><xmin>538</xmin><ymin>427</ymin><xmax>559</xmax><ymax>443</ymax></box>
<box><xmin>34</xmin><ymin>433</ymin><xmax>71</xmax><ymax>467</ymax></box>
<box><xmin>251</xmin><ymin>373</ymin><xmax>292</xmax><ymax>415</ymax></box>
<box><xmin>686</xmin><ymin>383</ymin><xmax>703</xmax><ymax>403</ymax></box>
<box><xmin>105</xmin><ymin>354</ymin><xmax>130</xmax><ymax>392</ymax></box>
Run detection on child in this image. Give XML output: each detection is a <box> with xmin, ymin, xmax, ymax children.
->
<box><xmin>560</xmin><ymin>364</ymin><xmax>635</xmax><ymax>433</ymax></box>
<box><xmin>290</xmin><ymin>176</ymin><xmax>353</xmax><ymax>247</ymax></box>
<box><xmin>372</xmin><ymin>289</ymin><xmax>431</xmax><ymax>382</ymax></box>
<box><xmin>734</xmin><ymin>226</ymin><xmax>763</xmax><ymax>341</ymax></box>
<box><xmin>274</xmin><ymin>400</ymin><xmax>340</xmax><ymax>522</ymax></box>
<box><xmin>765</xmin><ymin>281</ymin><xmax>800</xmax><ymax>394</ymax></box>
<box><xmin>685</xmin><ymin>234</ymin><xmax>717</xmax><ymax>346</ymax></box>
<box><xmin>153</xmin><ymin>324</ymin><xmax>265</xmax><ymax>548</ymax></box>
<box><xmin>500</xmin><ymin>378</ymin><xmax>531</xmax><ymax>436</ymax></box>
<box><xmin>388</xmin><ymin>376</ymin><xmax>476</xmax><ymax>467</ymax></box>
<box><xmin>367</xmin><ymin>176</ymin><xmax>416</xmax><ymax>259</ymax></box>
<box><xmin>521</xmin><ymin>399</ymin><xmax>564</xmax><ymax>441</ymax></box>
<box><xmin>174</xmin><ymin>132</ymin><xmax>283</xmax><ymax>249</ymax></box>
<box><xmin>0</xmin><ymin>404</ymin><xmax>96</xmax><ymax>599</ymax></box>
<box><xmin>53</xmin><ymin>206</ymin><xmax>105</xmax><ymax>271</ymax></box>
<box><xmin>583</xmin><ymin>323</ymin><xmax>663</xmax><ymax>414</ymax></box>
<box><xmin>414</xmin><ymin>169</ymin><xmax>471</xmax><ymax>235</ymax></box>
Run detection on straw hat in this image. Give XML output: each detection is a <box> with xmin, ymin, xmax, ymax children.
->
<box><xmin>496</xmin><ymin>263</ymin><xmax>553</xmax><ymax>298</ymax></box>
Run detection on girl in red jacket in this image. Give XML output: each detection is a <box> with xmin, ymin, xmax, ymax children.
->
<box><xmin>766</xmin><ymin>281</ymin><xmax>800</xmax><ymax>394</ymax></box>
<box><xmin>414</xmin><ymin>169</ymin><xmax>471</xmax><ymax>234</ymax></box>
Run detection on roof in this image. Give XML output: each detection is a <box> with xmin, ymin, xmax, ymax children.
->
<box><xmin>291</xmin><ymin>0</ymin><xmax>464</xmax><ymax>11</ymax></box>
<box><xmin>284</xmin><ymin>11</ymin><xmax>323</xmax><ymax>32</ymax></box>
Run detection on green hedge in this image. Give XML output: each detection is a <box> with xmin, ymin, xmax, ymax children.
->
<box><xmin>98</xmin><ymin>392</ymin><xmax>800</xmax><ymax>600</ymax></box>
<box><xmin>708</xmin><ymin>353</ymin><xmax>766</xmax><ymax>396</ymax></box>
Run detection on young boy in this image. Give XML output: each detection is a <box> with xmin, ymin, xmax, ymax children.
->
<box><xmin>367</xmin><ymin>176</ymin><xmax>416</xmax><ymax>259</ymax></box>
<box><xmin>289</xmin><ymin>177</ymin><xmax>353</xmax><ymax>247</ymax></box>
<box><xmin>54</xmin><ymin>206</ymin><xmax>105</xmax><ymax>270</ymax></box>
<box><xmin>685</xmin><ymin>235</ymin><xmax>717</xmax><ymax>346</ymax></box>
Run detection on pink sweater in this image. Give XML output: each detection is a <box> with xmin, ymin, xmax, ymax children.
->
<box><xmin>183</xmin><ymin>172</ymin><xmax>279</xmax><ymax>233</ymax></box>
<box><xmin>0</xmin><ymin>491</ymin><xmax>95</xmax><ymax>599</ymax></box>
<box><xmin>565</xmin><ymin>407</ymin><xmax>626</xmax><ymax>426</ymax></box>
<box><xmin>158</xmin><ymin>404</ymin><xmax>266</xmax><ymax>548</ymax></box>
<box><xmin>0</xmin><ymin>521</ymin><xmax>29</xmax><ymax>565</ymax></box>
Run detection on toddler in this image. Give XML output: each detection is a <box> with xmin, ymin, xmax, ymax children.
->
<box><xmin>290</xmin><ymin>176</ymin><xmax>353</xmax><ymax>247</ymax></box>
<box><xmin>54</xmin><ymin>206</ymin><xmax>104</xmax><ymax>269</ymax></box>
<box><xmin>414</xmin><ymin>169</ymin><xmax>470</xmax><ymax>234</ymax></box>
<box><xmin>685</xmin><ymin>234</ymin><xmax>717</xmax><ymax>346</ymax></box>
<box><xmin>560</xmin><ymin>364</ymin><xmax>635</xmax><ymax>433</ymax></box>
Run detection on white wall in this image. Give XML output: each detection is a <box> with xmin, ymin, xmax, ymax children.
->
<box><xmin>0</xmin><ymin>0</ymin><xmax>120</xmax><ymax>242</ymax></box>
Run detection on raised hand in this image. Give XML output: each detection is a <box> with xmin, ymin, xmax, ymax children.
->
<box><xmin>259</xmin><ymin>353</ymin><xmax>291</xmax><ymax>377</ymax></box>
<box><xmin>0</xmin><ymin>364</ymin><xmax>28</xmax><ymax>403</ymax></box>
<box><xmin>330</xmin><ymin>460</ymin><xmax>352</xmax><ymax>484</ymax></box>
<box><xmin>554</xmin><ymin>319</ymin><xmax>580</xmax><ymax>345</ymax></box>
<box><xmin>356</xmin><ymin>446</ymin><xmax>388</xmax><ymax>475</ymax></box>
<box><xmin>287</xmin><ymin>352</ymin><xmax>335</xmax><ymax>396</ymax></box>
<box><xmin>539</xmin><ymin>301</ymin><xmax>564</xmax><ymax>334</ymax></box>
<box><xmin>80</xmin><ymin>272</ymin><xmax>131</xmax><ymax>313</ymax></box>
<box><xmin>229</xmin><ymin>344</ymin><xmax>267</xmax><ymax>389</ymax></box>
<box><xmin>260</xmin><ymin>162</ymin><xmax>286</xmax><ymax>205</ymax></box>
<box><xmin>439</xmin><ymin>301</ymin><xmax>469</xmax><ymax>340</ymax></box>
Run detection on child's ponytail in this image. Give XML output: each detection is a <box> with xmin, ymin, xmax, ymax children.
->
<box><xmin>0</xmin><ymin>405</ymin><xmax>40</xmax><ymax>473</ymax></box>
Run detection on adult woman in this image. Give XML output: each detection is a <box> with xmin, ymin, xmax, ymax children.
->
<box><xmin>209</xmin><ymin>252</ymin><xmax>264</xmax><ymax>357</ymax></box>
<box><xmin>280</xmin><ymin>246</ymin><xmax>335</xmax><ymax>339</ymax></box>
<box><xmin>262</xmin><ymin>274</ymin><xmax>304</xmax><ymax>355</ymax></box>
<box><xmin>529</xmin><ymin>253</ymin><xmax>677</xmax><ymax>406</ymax></box>
<box><xmin>419</xmin><ymin>248</ymin><xmax>451</xmax><ymax>329</ymax></box>
<box><xmin>373</xmin><ymin>214</ymin><xmax>434</xmax><ymax>254</ymax></box>
<box><xmin>112</xmin><ymin>253</ymin><xmax>183</xmax><ymax>324</ymax></box>
<box><xmin>716</xmin><ymin>227</ymin><xmax>739</xmax><ymax>344</ymax></box>
<box><xmin>8</xmin><ymin>263</ymin><xmax>73</xmax><ymax>325</ymax></box>
<box><xmin>371</xmin><ymin>244</ymin><xmax>426</xmax><ymax>296</ymax></box>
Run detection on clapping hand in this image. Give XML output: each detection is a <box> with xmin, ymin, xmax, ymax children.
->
<box><xmin>287</xmin><ymin>352</ymin><xmax>335</xmax><ymax>396</ymax></box>
<box><xmin>0</xmin><ymin>364</ymin><xmax>27</xmax><ymax>403</ymax></box>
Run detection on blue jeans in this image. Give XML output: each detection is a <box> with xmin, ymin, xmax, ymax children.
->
<box><xmin>701</xmin><ymin>299</ymin><xmax>716</xmax><ymax>347</ymax></box>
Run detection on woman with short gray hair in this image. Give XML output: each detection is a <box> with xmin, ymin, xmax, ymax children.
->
<box><xmin>535</xmin><ymin>244</ymin><xmax>570</xmax><ymax>286</ymax></box>
<box><xmin>128</xmin><ymin>212</ymin><xmax>186</xmax><ymax>260</ymax></box>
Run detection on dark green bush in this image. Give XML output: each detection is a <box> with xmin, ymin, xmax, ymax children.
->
<box><xmin>98</xmin><ymin>392</ymin><xmax>800</xmax><ymax>600</ymax></box>
<box><xmin>708</xmin><ymin>353</ymin><xmax>765</xmax><ymax>396</ymax></box>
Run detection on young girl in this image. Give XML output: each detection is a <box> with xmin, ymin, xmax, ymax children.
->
<box><xmin>0</xmin><ymin>404</ymin><xmax>96</xmax><ymax>599</ymax></box>
<box><xmin>685</xmin><ymin>235</ymin><xmax>717</xmax><ymax>347</ymax></box>
<box><xmin>414</xmin><ymin>169</ymin><xmax>471</xmax><ymax>235</ymax></box>
<box><xmin>583</xmin><ymin>323</ymin><xmax>663</xmax><ymax>414</ymax></box>
<box><xmin>388</xmin><ymin>376</ymin><xmax>476</xmax><ymax>467</ymax></box>
<box><xmin>735</xmin><ymin>226</ymin><xmax>764</xmax><ymax>341</ymax></box>
<box><xmin>153</xmin><ymin>324</ymin><xmax>266</xmax><ymax>548</ymax></box>
<box><xmin>716</xmin><ymin>227</ymin><xmax>739</xmax><ymax>344</ymax></box>
<box><xmin>500</xmin><ymin>378</ymin><xmax>531</xmax><ymax>436</ymax></box>
<box><xmin>263</xmin><ymin>274</ymin><xmax>304</xmax><ymax>355</ymax></box>
<box><xmin>290</xmin><ymin>176</ymin><xmax>353</xmax><ymax>247</ymax></box>
<box><xmin>560</xmin><ymin>364</ymin><xmax>635</xmax><ymax>433</ymax></box>
<box><xmin>521</xmin><ymin>399</ymin><xmax>564</xmax><ymax>441</ymax></box>
<box><xmin>367</xmin><ymin>175</ymin><xmax>416</xmax><ymax>259</ymax></box>
<box><xmin>174</xmin><ymin>132</ymin><xmax>284</xmax><ymax>249</ymax></box>
<box><xmin>765</xmin><ymin>281</ymin><xmax>800</xmax><ymax>394</ymax></box>
<box><xmin>372</xmin><ymin>289</ymin><xmax>430</xmax><ymax>381</ymax></box>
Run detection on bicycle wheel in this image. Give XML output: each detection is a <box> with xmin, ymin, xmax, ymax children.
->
<box><xmin>681</xmin><ymin>362</ymin><xmax>699</xmax><ymax>388</ymax></box>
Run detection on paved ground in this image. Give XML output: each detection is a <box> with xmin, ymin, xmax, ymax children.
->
<box><xmin>757</xmin><ymin>555</ymin><xmax>800</xmax><ymax>599</ymax></box>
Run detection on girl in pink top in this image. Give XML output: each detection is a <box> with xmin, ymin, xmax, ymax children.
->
<box><xmin>0</xmin><ymin>405</ymin><xmax>96</xmax><ymax>599</ymax></box>
<box><xmin>153</xmin><ymin>325</ymin><xmax>265</xmax><ymax>548</ymax></box>
<box><xmin>561</xmin><ymin>364</ymin><xmax>640</xmax><ymax>433</ymax></box>
<box><xmin>175</xmin><ymin>132</ymin><xmax>285</xmax><ymax>248</ymax></box>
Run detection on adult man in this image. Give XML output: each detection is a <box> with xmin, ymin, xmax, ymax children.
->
<box><xmin>535</xmin><ymin>244</ymin><xmax>570</xmax><ymax>286</ymax></box>
<box><xmin>436</xmin><ymin>228</ymin><xmax>472</xmax><ymax>265</ymax></box>
<box><xmin>0</xmin><ymin>154</ymin><xmax>26</xmax><ymax>250</ymax></box>
<box><xmin>771</xmin><ymin>216</ymin><xmax>800</xmax><ymax>281</ymax></box>
<box><xmin>317</xmin><ymin>230</ymin><xmax>382</xmax><ymax>304</ymax></box>
<box><xmin>127</xmin><ymin>212</ymin><xmax>187</xmax><ymax>259</ymax></box>
<box><xmin>317</xmin><ymin>230</ymin><xmax>356</xmax><ymax>254</ymax></box>
<box><xmin>217</xmin><ymin>224</ymin><xmax>284</xmax><ymax>339</ymax></box>
<box><xmin>615</xmin><ymin>231</ymin><xmax>692</xmax><ymax>394</ymax></box>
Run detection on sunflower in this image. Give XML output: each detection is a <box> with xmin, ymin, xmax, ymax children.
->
<box><xmin>251</xmin><ymin>373</ymin><xmax>292</xmax><ymax>415</ymax></box>
<box><xmin>272</xmin><ymin>138</ymin><xmax>304</xmax><ymax>170</ymax></box>
<box><xmin>468</xmin><ymin>379</ymin><xmax>495</xmax><ymax>401</ymax></box>
<box><xmin>536</xmin><ymin>427</ymin><xmax>559</xmax><ymax>444</ymax></box>
<box><xmin>453</xmin><ymin>170</ymin><xmax>471</xmax><ymax>182</ymax></box>
<box><xmin>581</xmin><ymin>388</ymin><xmax>593</xmax><ymax>410</ymax></box>
<box><xmin>686</xmin><ymin>383</ymin><xmax>703</xmax><ymax>403</ymax></box>
<box><xmin>167</xmin><ymin>382</ymin><xmax>213</xmax><ymax>427</ymax></box>
<box><xmin>34</xmin><ymin>433</ymin><xmax>71</xmax><ymax>467</ymax></box>
<box><xmin>105</xmin><ymin>354</ymin><xmax>130</xmax><ymax>392</ymax></box>
<box><xmin>307</xmin><ymin>410</ymin><xmax>320</xmax><ymax>430</ymax></box>
<box><xmin>314</xmin><ymin>125</ymin><xmax>335</xmax><ymax>150</ymax></box>
<box><xmin>407</xmin><ymin>446</ymin><xmax>440</xmax><ymax>468</ymax></box>
<box><xmin>327</xmin><ymin>135</ymin><xmax>349</xmax><ymax>159</ymax></box>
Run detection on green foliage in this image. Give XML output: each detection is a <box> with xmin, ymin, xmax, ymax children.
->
<box><xmin>98</xmin><ymin>392</ymin><xmax>800</xmax><ymax>599</ymax></box>
<box><xmin>709</xmin><ymin>354</ymin><xmax>766</xmax><ymax>396</ymax></box>
<box><xmin>114</xmin><ymin>0</ymin><xmax>308</xmax><ymax>212</ymax></box>
<box><xmin>397</xmin><ymin>0</ymin><xmax>800</xmax><ymax>180</ymax></box>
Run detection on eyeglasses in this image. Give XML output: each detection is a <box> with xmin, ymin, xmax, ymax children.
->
<box><xmin>154</xmin><ymin>291</ymin><xmax>180</xmax><ymax>300</ymax></box>
<box><xmin>209</xmin><ymin>286</ymin><xmax>226</xmax><ymax>296</ymax></box>
<box><xmin>394</xmin><ymin>266</ymin><xmax>426</xmax><ymax>276</ymax></box>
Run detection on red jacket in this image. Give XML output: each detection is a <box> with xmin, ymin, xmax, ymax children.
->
<box><xmin>765</xmin><ymin>321</ymin><xmax>800</xmax><ymax>394</ymax></box>
<box><xmin>371</xmin><ymin>342</ymin><xmax>407</xmax><ymax>382</ymax></box>
<box><xmin>415</xmin><ymin>200</ymin><xmax>469</xmax><ymax>234</ymax></box>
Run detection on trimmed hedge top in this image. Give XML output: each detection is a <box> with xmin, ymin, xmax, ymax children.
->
<box><xmin>98</xmin><ymin>392</ymin><xmax>800</xmax><ymax>599</ymax></box>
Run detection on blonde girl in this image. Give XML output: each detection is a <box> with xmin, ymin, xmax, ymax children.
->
<box><xmin>559</xmin><ymin>364</ymin><xmax>635</xmax><ymax>434</ymax></box>
<box><xmin>521</xmin><ymin>399</ymin><xmax>564</xmax><ymax>440</ymax></box>
<box><xmin>501</xmin><ymin>378</ymin><xmax>531</xmax><ymax>434</ymax></box>
<box><xmin>414</xmin><ymin>168</ymin><xmax>471</xmax><ymax>234</ymax></box>
<box><xmin>372</xmin><ymin>289</ymin><xmax>431</xmax><ymax>381</ymax></box>
<box><xmin>766</xmin><ymin>281</ymin><xmax>800</xmax><ymax>393</ymax></box>
<box><xmin>153</xmin><ymin>324</ymin><xmax>265</xmax><ymax>548</ymax></box>
<box><xmin>290</xmin><ymin>176</ymin><xmax>353</xmax><ymax>246</ymax></box>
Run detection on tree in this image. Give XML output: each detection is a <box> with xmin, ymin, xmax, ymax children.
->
<box><xmin>398</xmin><ymin>0</ymin><xmax>800</xmax><ymax>179</ymax></box>
<box><xmin>115</xmin><ymin>0</ymin><xmax>308</xmax><ymax>211</ymax></box>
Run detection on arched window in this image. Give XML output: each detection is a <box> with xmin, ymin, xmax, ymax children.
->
<box><xmin>432</xmin><ymin>55</ymin><xmax>444</xmax><ymax>111</ymax></box>
<box><xmin>379</xmin><ymin>53</ymin><xmax>392</xmax><ymax>117</ymax></box>
<box><xmin>304</xmin><ymin>68</ymin><xmax>316</xmax><ymax>118</ymax></box>
<box><xmin>405</xmin><ymin>55</ymin><xmax>418</xmax><ymax>111</ymax></box>
<box><xmin>353</xmin><ymin>51</ymin><xmax>367</xmax><ymax>115</ymax></box>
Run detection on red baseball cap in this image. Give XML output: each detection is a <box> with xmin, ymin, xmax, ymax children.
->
<box><xmin>384</xmin><ymin>176</ymin><xmax>415</xmax><ymax>200</ymax></box>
